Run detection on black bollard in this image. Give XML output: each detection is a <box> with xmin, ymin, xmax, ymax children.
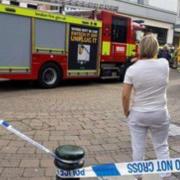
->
<box><xmin>54</xmin><ymin>145</ymin><xmax>85</xmax><ymax>180</ymax></box>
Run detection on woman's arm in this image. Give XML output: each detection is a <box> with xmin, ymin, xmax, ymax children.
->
<box><xmin>122</xmin><ymin>83</ymin><xmax>133</xmax><ymax>117</ymax></box>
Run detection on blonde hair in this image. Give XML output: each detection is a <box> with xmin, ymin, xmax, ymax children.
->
<box><xmin>139</xmin><ymin>34</ymin><xmax>159</xmax><ymax>59</ymax></box>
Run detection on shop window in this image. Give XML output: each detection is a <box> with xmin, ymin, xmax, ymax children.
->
<box><xmin>138</xmin><ymin>0</ymin><xmax>144</xmax><ymax>5</ymax></box>
<box><xmin>128</xmin><ymin>0</ymin><xmax>144</xmax><ymax>4</ymax></box>
<box><xmin>128</xmin><ymin>0</ymin><xmax>138</xmax><ymax>3</ymax></box>
<box><xmin>145</xmin><ymin>26</ymin><xmax>167</xmax><ymax>45</ymax></box>
<box><xmin>111</xmin><ymin>16</ymin><xmax>127</xmax><ymax>43</ymax></box>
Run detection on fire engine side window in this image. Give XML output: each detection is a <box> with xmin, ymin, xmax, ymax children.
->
<box><xmin>111</xmin><ymin>16</ymin><xmax>127</xmax><ymax>43</ymax></box>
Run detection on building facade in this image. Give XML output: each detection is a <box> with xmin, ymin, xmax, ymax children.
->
<box><xmin>82</xmin><ymin>0</ymin><xmax>178</xmax><ymax>45</ymax></box>
<box><xmin>174</xmin><ymin>0</ymin><xmax>180</xmax><ymax>46</ymax></box>
<box><xmin>127</xmin><ymin>0</ymin><xmax>180</xmax><ymax>46</ymax></box>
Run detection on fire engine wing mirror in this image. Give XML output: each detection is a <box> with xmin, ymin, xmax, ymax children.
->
<box><xmin>135</xmin><ymin>30</ymin><xmax>145</xmax><ymax>42</ymax></box>
<box><xmin>133</xmin><ymin>20</ymin><xmax>144</xmax><ymax>24</ymax></box>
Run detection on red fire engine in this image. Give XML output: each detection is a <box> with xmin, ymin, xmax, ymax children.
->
<box><xmin>0</xmin><ymin>3</ymin><xmax>144</xmax><ymax>88</ymax></box>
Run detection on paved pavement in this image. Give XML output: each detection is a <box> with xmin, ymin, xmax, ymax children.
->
<box><xmin>0</xmin><ymin>69</ymin><xmax>180</xmax><ymax>180</ymax></box>
<box><xmin>107</xmin><ymin>174</ymin><xmax>162</xmax><ymax>179</ymax></box>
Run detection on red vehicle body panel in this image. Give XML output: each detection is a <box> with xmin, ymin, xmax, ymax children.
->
<box><xmin>0</xmin><ymin>54</ymin><xmax>67</xmax><ymax>80</ymax></box>
<box><xmin>0</xmin><ymin>10</ymin><xmax>142</xmax><ymax>81</ymax></box>
<box><xmin>99</xmin><ymin>11</ymin><xmax>136</xmax><ymax>64</ymax></box>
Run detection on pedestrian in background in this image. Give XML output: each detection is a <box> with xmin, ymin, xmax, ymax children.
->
<box><xmin>174</xmin><ymin>46</ymin><xmax>180</xmax><ymax>72</ymax></box>
<box><xmin>122</xmin><ymin>34</ymin><xmax>171</xmax><ymax>180</ymax></box>
<box><xmin>175</xmin><ymin>46</ymin><xmax>180</xmax><ymax>69</ymax></box>
<box><xmin>158</xmin><ymin>44</ymin><xmax>172</xmax><ymax>64</ymax></box>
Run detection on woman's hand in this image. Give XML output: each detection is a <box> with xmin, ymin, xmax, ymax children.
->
<box><xmin>122</xmin><ymin>83</ymin><xmax>133</xmax><ymax>118</ymax></box>
<box><xmin>124</xmin><ymin>110</ymin><xmax>130</xmax><ymax>117</ymax></box>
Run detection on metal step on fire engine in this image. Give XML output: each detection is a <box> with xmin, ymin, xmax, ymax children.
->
<box><xmin>100</xmin><ymin>64</ymin><xmax>122</xmax><ymax>80</ymax></box>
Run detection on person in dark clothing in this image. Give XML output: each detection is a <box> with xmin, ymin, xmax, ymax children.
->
<box><xmin>158</xmin><ymin>45</ymin><xmax>171</xmax><ymax>64</ymax></box>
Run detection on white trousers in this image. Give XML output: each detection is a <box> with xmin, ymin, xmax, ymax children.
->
<box><xmin>128</xmin><ymin>110</ymin><xmax>171</xmax><ymax>179</ymax></box>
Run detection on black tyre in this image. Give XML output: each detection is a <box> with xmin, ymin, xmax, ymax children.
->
<box><xmin>38</xmin><ymin>63</ymin><xmax>61</xmax><ymax>88</ymax></box>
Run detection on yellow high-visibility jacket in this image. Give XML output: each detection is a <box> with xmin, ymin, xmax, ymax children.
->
<box><xmin>175</xmin><ymin>47</ymin><xmax>180</xmax><ymax>63</ymax></box>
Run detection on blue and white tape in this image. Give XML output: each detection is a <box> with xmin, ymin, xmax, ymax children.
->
<box><xmin>57</xmin><ymin>158</ymin><xmax>180</xmax><ymax>178</ymax></box>
<box><xmin>0</xmin><ymin>120</ymin><xmax>58</xmax><ymax>160</ymax></box>
<box><xmin>1</xmin><ymin>120</ymin><xmax>180</xmax><ymax>178</ymax></box>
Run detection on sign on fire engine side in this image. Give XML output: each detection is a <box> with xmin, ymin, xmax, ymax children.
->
<box><xmin>68</xmin><ymin>25</ymin><xmax>100</xmax><ymax>73</ymax></box>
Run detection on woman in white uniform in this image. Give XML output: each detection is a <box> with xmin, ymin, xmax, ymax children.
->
<box><xmin>122</xmin><ymin>34</ymin><xmax>171</xmax><ymax>180</ymax></box>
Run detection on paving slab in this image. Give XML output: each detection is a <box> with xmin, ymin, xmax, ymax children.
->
<box><xmin>0</xmin><ymin>70</ymin><xmax>179</xmax><ymax>179</ymax></box>
<box><xmin>107</xmin><ymin>174</ymin><xmax>160</xmax><ymax>180</ymax></box>
<box><xmin>105</xmin><ymin>174</ymin><xmax>177</xmax><ymax>180</ymax></box>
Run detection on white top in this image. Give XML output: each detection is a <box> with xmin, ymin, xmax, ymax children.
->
<box><xmin>124</xmin><ymin>58</ymin><xmax>169</xmax><ymax>112</ymax></box>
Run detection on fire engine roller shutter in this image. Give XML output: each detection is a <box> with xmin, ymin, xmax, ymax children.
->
<box><xmin>0</xmin><ymin>13</ymin><xmax>31</xmax><ymax>69</ymax></box>
<box><xmin>35</xmin><ymin>19</ymin><xmax>66</xmax><ymax>51</ymax></box>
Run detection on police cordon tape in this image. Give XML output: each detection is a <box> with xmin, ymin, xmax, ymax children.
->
<box><xmin>0</xmin><ymin>120</ymin><xmax>64</xmax><ymax>163</ymax></box>
<box><xmin>0</xmin><ymin>120</ymin><xmax>180</xmax><ymax>178</ymax></box>
<box><xmin>57</xmin><ymin>158</ymin><xmax>180</xmax><ymax>178</ymax></box>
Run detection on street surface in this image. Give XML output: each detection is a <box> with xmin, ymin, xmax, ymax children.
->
<box><xmin>0</xmin><ymin>69</ymin><xmax>180</xmax><ymax>180</ymax></box>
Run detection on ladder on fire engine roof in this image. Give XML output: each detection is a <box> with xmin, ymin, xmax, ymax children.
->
<box><xmin>0</xmin><ymin>0</ymin><xmax>118</xmax><ymax>14</ymax></box>
<box><xmin>59</xmin><ymin>0</ymin><xmax>118</xmax><ymax>11</ymax></box>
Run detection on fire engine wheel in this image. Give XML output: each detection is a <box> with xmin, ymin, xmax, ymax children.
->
<box><xmin>38</xmin><ymin>63</ymin><xmax>61</xmax><ymax>88</ymax></box>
